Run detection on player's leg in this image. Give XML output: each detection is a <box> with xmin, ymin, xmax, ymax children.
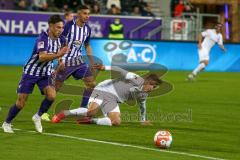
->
<box><xmin>41</xmin><ymin>67</ymin><xmax>73</xmax><ymax>121</ymax></box>
<box><xmin>72</xmin><ymin>64</ymin><xmax>96</xmax><ymax>108</ymax></box>
<box><xmin>76</xmin><ymin>95</ymin><xmax>121</xmax><ymax>126</ymax></box>
<box><xmin>2</xmin><ymin>93</ymin><xmax>29</xmax><ymax>133</ymax></box>
<box><xmin>2</xmin><ymin>74</ymin><xmax>35</xmax><ymax>133</ymax></box>
<box><xmin>36</xmin><ymin>85</ymin><xmax>56</xmax><ymax>117</ymax></box>
<box><xmin>90</xmin><ymin>95</ymin><xmax>121</xmax><ymax>126</ymax></box>
<box><xmin>90</xmin><ymin>106</ymin><xmax>121</xmax><ymax>126</ymax></box>
<box><xmin>108</xmin><ymin>111</ymin><xmax>121</xmax><ymax>126</ymax></box>
<box><xmin>52</xmin><ymin>89</ymin><xmax>102</xmax><ymax>123</ymax></box>
<box><xmin>188</xmin><ymin>49</ymin><xmax>209</xmax><ymax>80</ymax></box>
<box><xmin>54</xmin><ymin>65</ymin><xmax>77</xmax><ymax>91</ymax></box>
<box><xmin>81</xmin><ymin>76</ymin><xmax>96</xmax><ymax>107</ymax></box>
<box><xmin>192</xmin><ymin>60</ymin><xmax>208</xmax><ymax>75</ymax></box>
<box><xmin>55</xmin><ymin>80</ymin><xmax>64</xmax><ymax>92</ymax></box>
<box><xmin>32</xmin><ymin>78</ymin><xmax>56</xmax><ymax>133</ymax></box>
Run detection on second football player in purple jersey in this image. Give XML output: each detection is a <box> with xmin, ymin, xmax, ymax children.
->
<box><xmin>55</xmin><ymin>5</ymin><xmax>97</xmax><ymax>108</ymax></box>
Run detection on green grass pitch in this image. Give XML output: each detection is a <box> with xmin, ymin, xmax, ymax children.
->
<box><xmin>0</xmin><ymin>66</ymin><xmax>239</xmax><ymax>160</ymax></box>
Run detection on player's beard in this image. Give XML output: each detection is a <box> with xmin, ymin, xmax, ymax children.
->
<box><xmin>54</xmin><ymin>32</ymin><xmax>61</xmax><ymax>38</ymax></box>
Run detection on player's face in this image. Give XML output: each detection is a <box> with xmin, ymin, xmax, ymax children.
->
<box><xmin>143</xmin><ymin>84</ymin><xmax>156</xmax><ymax>92</ymax></box>
<box><xmin>77</xmin><ymin>9</ymin><xmax>90</xmax><ymax>23</ymax></box>
<box><xmin>143</xmin><ymin>81</ymin><xmax>157</xmax><ymax>92</ymax></box>
<box><xmin>66</xmin><ymin>13</ymin><xmax>74</xmax><ymax>22</ymax></box>
<box><xmin>50</xmin><ymin>22</ymin><xmax>64</xmax><ymax>38</ymax></box>
<box><xmin>216</xmin><ymin>25</ymin><xmax>223</xmax><ymax>33</ymax></box>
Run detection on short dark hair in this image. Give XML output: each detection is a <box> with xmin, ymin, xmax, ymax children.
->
<box><xmin>48</xmin><ymin>15</ymin><xmax>64</xmax><ymax>24</ymax></box>
<box><xmin>77</xmin><ymin>5</ymin><xmax>89</xmax><ymax>11</ymax></box>
<box><xmin>215</xmin><ymin>22</ymin><xmax>223</xmax><ymax>28</ymax></box>
<box><xmin>145</xmin><ymin>74</ymin><xmax>162</xmax><ymax>85</ymax></box>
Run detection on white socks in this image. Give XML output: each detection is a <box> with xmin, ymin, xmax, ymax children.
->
<box><xmin>63</xmin><ymin>108</ymin><xmax>112</xmax><ymax>126</ymax></box>
<box><xmin>92</xmin><ymin>117</ymin><xmax>112</xmax><ymax>126</ymax></box>
<box><xmin>64</xmin><ymin>108</ymin><xmax>88</xmax><ymax>116</ymax></box>
<box><xmin>34</xmin><ymin>113</ymin><xmax>41</xmax><ymax>119</ymax></box>
<box><xmin>192</xmin><ymin>63</ymin><xmax>206</xmax><ymax>76</ymax></box>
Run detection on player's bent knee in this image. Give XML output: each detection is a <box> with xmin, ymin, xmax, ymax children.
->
<box><xmin>108</xmin><ymin>112</ymin><xmax>121</xmax><ymax>126</ymax></box>
<box><xmin>202</xmin><ymin>60</ymin><xmax>209</xmax><ymax>66</ymax></box>
<box><xmin>87</xmin><ymin>102</ymin><xmax>100</xmax><ymax>116</ymax></box>
<box><xmin>111</xmin><ymin>118</ymin><xmax>121</xmax><ymax>126</ymax></box>
<box><xmin>16</xmin><ymin>99</ymin><xmax>26</xmax><ymax>108</ymax></box>
<box><xmin>16</xmin><ymin>95</ymin><xmax>28</xmax><ymax>108</ymax></box>
<box><xmin>55</xmin><ymin>81</ymin><xmax>63</xmax><ymax>91</ymax></box>
<box><xmin>46</xmin><ymin>92</ymin><xmax>56</xmax><ymax>101</ymax></box>
<box><xmin>87</xmin><ymin>109</ymin><xmax>97</xmax><ymax>117</ymax></box>
<box><xmin>45</xmin><ymin>87</ymin><xmax>56</xmax><ymax>101</ymax></box>
<box><xmin>86</xmin><ymin>81</ymin><xmax>96</xmax><ymax>89</ymax></box>
<box><xmin>87</xmin><ymin>108</ymin><xmax>100</xmax><ymax>117</ymax></box>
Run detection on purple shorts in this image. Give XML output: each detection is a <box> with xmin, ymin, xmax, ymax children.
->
<box><xmin>17</xmin><ymin>74</ymin><xmax>53</xmax><ymax>95</ymax></box>
<box><xmin>56</xmin><ymin>63</ymin><xmax>92</xmax><ymax>82</ymax></box>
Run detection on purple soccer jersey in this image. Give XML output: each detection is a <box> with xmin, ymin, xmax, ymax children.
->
<box><xmin>18</xmin><ymin>31</ymin><xmax>66</xmax><ymax>94</ymax></box>
<box><xmin>55</xmin><ymin>19</ymin><xmax>93</xmax><ymax>82</ymax></box>
<box><xmin>23</xmin><ymin>31</ymin><xmax>66</xmax><ymax>76</ymax></box>
<box><xmin>61</xmin><ymin>19</ymin><xmax>91</xmax><ymax>67</ymax></box>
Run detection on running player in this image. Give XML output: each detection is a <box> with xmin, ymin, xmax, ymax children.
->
<box><xmin>187</xmin><ymin>23</ymin><xmax>227</xmax><ymax>80</ymax></box>
<box><xmin>55</xmin><ymin>5</ymin><xmax>96</xmax><ymax>109</ymax></box>
<box><xmin>2</xmin><ymin>15</ymin><xmax>69</xmax><ymax>133</ymax></box>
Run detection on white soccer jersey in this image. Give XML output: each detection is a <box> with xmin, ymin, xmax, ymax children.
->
<box><xmin>95</xmin><ymin>72</ymin><xmax>146</xmax><ymax>103</ymax></box>
<box><xmin>94</xmin><ymin>66</ymin><xmax>147</xmax><ymax>102</ymax></box>
<box><xmin>93</xmin><ymin>66</ymin><xmax>148</xmax><ymax>121</ymax></box>
<box><xmin>201</xmin><ymin>29</ymin><xmax>223</xmax><ymax>52</ymax></box>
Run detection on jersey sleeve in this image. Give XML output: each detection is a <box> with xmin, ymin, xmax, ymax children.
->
<box><xmin>217</xmin><ymin>34</ymin><xmax>223</xmax><ymax>45</ymax></box>
<box><xmin>139</xmin><ymin>100</ymin><xmax>146</xmax><ymax>122</ymax></box>
<box><xmin>105</xmin><ymin>66</ymin><xmax>144</xmax><ymax>87</ymax></box>
<box><xmin>36</xmin><ymin>34</ymin><xmax>48</xmax><ymax>53</ymax></box>
<box><xmin>137</xmin><ymin>93</ymin><xmax>148</xmax><ymax>122</ymax></box>
<box><xmin>201</xmin><ymin>30</ymin><xmax>209</xmax><ymax>37</ymax></box>
<box><xmin>125</xmin><ymin>72</ymin><xmax>144</xmax><ymax>87</ymax></box>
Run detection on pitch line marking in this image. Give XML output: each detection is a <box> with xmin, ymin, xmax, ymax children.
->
<box><xmin>2</xmin><ymin>127</ymin><xmax>226</xmax><ymax>160</ymax></box>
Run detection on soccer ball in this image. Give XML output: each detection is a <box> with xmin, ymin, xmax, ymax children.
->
<box><xmin>154</xmin><ymin>130</ymin><xmax>172</xmax><ymax>149</ymax></box>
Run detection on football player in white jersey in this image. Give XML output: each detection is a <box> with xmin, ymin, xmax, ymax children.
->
<box><xmin>187</xmin><ymin>23</ymin><xmax>227</xmax><ymax>80</ymax></box>
<box><xmin>52</xmin><ymin>65</ymin><xmax>162</xmax><ymax>126</ymax></box>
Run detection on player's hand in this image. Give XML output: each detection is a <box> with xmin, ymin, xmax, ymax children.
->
<box><xmin>141</xmin><ymin>120</ymin><xmax>153</xmax><ymax>126</ymax></box>
<box><xmin>198</xmin><ymin>43</ymin><xmax>202</xmax><ymax>49</ymax></box>
<box><xmin>222</xmin><ymin>48</ymin><xmax>227</xmax><ymax>53</ymax></box>
<box><xmin>58</xmin><ymin>46</ymin><xmax>70</xmax><ymax>57</ymax></box>
<box><xmin>90</xmin><ymin>65</ymin><xmax>96</xmax><ymax>74</ymax></box>
<box><xmin>92</xmin><ymin>64</ymin><xmax>105</xmax><ymax>70</ymax></box>
<box><xmin>57</xmin><ymin>62</ymin><xmax>65</xmax><ymax>73</ymax></box>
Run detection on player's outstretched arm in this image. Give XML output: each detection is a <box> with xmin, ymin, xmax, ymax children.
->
<box><xmin>56</xmin><ymin>58</ymin><xmax>65</xmax><ymax>73</ymax></box>
<box><xmin>39</xmin><ymin>46</ymin><xmax>70</xmax><ymax>62</ymax></box>
<box><xmin>93</xmin><ymin>65</ymin><xmax>128</xmax><ymax>76</ymax></box>
<box><xmin>198</xmin><ymin>33</ymin><xmax>203</xmax><ymax>49</ymax></box>
<box><xmin>139</xmin><ymin>100</ymin><xmax>152</xmax><ymax>126</ymax></box>
<box><xmin>85</xmin><ymin>43</ymin><xmax>95</xmax><ymax>67</ymax></box>
<box><xmin>93</xmin><ymin>65</ymin><xmax>144</xmax><ymax>86</ymax></box>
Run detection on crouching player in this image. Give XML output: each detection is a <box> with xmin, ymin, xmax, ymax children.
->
<box><xmin>2</xmin><ymin>15</ymin><xmax>70</xmax><ymax>133</ymax></box>
<box><xmin>52</xmin><ymin>65</ymin><xmax>162</xmax><ymax>126</ymax></box>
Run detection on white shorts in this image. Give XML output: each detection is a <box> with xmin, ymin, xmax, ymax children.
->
<box><xmin>198</xmin><ymin>48</ymin><xmax>210</xmax><ymax>62</ymax></box>
<box><xmin>88</xmin><ymin>90</ymin><xmax>120</xmax><ymax>116</ymax></box>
